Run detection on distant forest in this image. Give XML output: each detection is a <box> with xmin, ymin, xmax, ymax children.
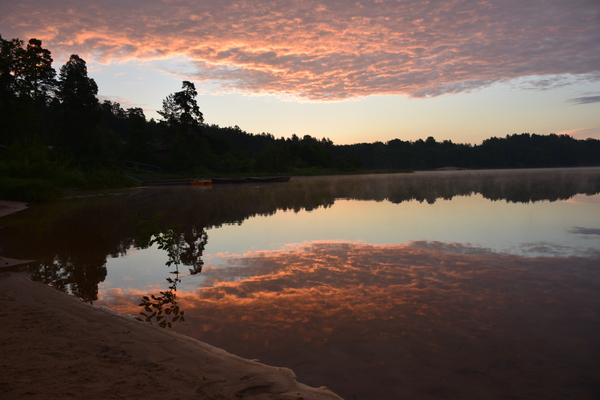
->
<box><xmin>2</xmin><ymin>36</ymin><xmax>599</xmax><ymax>174</ymax></box>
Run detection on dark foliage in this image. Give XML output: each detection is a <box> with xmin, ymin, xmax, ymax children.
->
<box><xmin>333</xmin><ymin>134</ymin><xmax>600</xmax><ymax>170</ymax></box>
<box><xmin>1</xmin><ymin>35</ymin><xmax>599</xmax><ymax>178</ymax></box>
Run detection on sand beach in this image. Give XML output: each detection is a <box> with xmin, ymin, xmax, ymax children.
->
<box><xmin>0</xmin><ymin>202</ymin><xmax>342</xmax><ymax>400</ymax></box>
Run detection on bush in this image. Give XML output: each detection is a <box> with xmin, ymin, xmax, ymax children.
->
<box><xmin>0</xmin><ymin>178</ymin><xmax>63</xmax><ymax>202</ymax></box>
<box><xmin>79</xmin><ymin>168</ymin><xmax>137</xmax><ymax>190</ymax></box>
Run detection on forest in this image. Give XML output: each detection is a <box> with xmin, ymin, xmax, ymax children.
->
<box><xmin>1</xmin><ymin>36</ymin><xmax>600</xmax><ymax>201</ymax></box>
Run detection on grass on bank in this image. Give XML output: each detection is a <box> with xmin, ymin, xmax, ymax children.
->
<box><xmin>0</xmin><ymin>145</ymin><xmax>137</xmax><ymax>202</ymax></box>
<box><xmin>0</xmin><ymin>170</ymin><xmax>138</xmax><ymax>203</ymax></box>
<box><xmin>0</xmin><ymin>143</ymin><xmax>413</xmax><ymax>203</ymax></box>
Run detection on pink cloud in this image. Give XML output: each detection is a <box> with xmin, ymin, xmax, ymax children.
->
<box><xmin>2</xmin><ymin>0</ymin><xmax>599</xmax><ymax>100</ymax></box>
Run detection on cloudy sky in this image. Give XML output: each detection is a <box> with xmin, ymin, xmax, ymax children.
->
<box><xmin>2</xmin><ymin>0</ymin><xmax>599</xmax><ymax>144</ymax></box>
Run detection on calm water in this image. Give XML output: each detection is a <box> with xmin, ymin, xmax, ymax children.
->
<box><xmin>2</xmin><ymin>168</ymin><xmax>600</xmax><ymax>399</ymax></box>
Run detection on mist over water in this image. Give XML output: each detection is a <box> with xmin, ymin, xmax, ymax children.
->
<box><xmin>1</xmin><ymin>168</ymin><xmax>600</xmax><ymax>399</ymax></box>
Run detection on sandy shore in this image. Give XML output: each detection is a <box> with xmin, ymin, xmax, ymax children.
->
<box><xmin>0</xmin><ymin>273</ymin><xmax>342</xmax><ymax>399</ymax></box>
<box><xmin>0</xmin><ymin>201</ymin><xmax>34</xmax><ymax>267</ymax></box>
<box><xmin>0</xmin><ymin>200</ymin><xmax>28</xmax><ymax>218</ymax></box>
<box><xmin>0</xmin><ymin>201</ymin><xmax>342</xmax><ymax>399</ymax></box>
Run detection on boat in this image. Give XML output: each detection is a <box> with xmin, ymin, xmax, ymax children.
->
<box><xmin>191</xmin><ymin>178</ymin><xmax>212</xmax><ymax>185</ymax></box>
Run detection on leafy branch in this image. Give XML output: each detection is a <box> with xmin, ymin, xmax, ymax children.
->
<box><xmin>135</xmin><ymin>214</ymin><xmax>186</xmax><ymax>328</ymax></box>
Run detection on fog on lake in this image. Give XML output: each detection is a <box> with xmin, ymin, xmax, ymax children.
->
<box><xmin>2</xmin><ymin>168</ymin><xmax>599</xmax><ymax>399</ymax></box>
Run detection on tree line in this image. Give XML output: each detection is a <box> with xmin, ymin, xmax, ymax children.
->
<box><xmin>334</xmin><ymin>134</ymin><xmax>600</xmax><ymax>170</ymax></box>
<box><xmin>1</xmin><ymin>35</ymin><xmax>599</xmax><ymax>175</ymax></box>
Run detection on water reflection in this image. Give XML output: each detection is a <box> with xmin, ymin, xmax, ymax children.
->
<box><xmin>99</xmin><ymin>240</ymin><xmax>600</xmax><ymax>400</ymax></box>
<box><xmin>27</xmin><ymin>253</ymin><xmax>108</xmax><ymax>303</ymax></box>
<box><xmin>135</xmin><ymin>216</ymin><xmax>207</xmax><ymax>327</ymax></box>
<box><xmin>570</xmin><ymin>227</ymin><xmax>600</xmax><ymax>236</ymax></box>
<box><xmin>1</xmin><ymin>168</ymin><xmax>600</xmax><ymax>300</ymax></box>
<box><xmin>1</xmin><ymin>168</ymin><xmax>599</xmax><ymax>399</ymax></box>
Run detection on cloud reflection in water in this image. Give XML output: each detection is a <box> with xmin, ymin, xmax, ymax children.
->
<box><xmin>99</xmin><ymin>240</ymin><xmax>600</xmax><ymax>399</ymax></box>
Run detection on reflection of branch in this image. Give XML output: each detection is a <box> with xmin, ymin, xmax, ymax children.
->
<box><xmin>139</xmin><ymin>249</ymin><xmax>185</xmax><ymax>328</ymax></box>
<box><xmin>135</xmin><ymin>214</ymin><xmax>188</xmax><ymax>328</ymax></box>
<box><xmin>138</xmin><ymin>285</ymin><xmax>184</xmax><ymax>328</ymax></box>
<box><xmin>134</xmin><ymin>214</ymin><xmax>208</xmax><ymax>327</ymax></box>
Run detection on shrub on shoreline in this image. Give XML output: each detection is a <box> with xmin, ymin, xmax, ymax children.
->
<box><xmin>0</xmin><ymin>178</ymin><xmax>63</xmax><ymax>202</ymax></box>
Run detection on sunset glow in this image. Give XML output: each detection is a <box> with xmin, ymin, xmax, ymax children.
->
<box><xmin>2</xmin><ymin>0</ymin><xmax>599</xmax><ymax>143</ymax></box>
<box><xmin>99</xmin><ymin>239</ymin><xmax>600</xmax><ymax>337</ymax></box>
<box><xmin>96</xmin><ymin>240</ymin><xmax>600</xmax><ymax>398</ymax></box>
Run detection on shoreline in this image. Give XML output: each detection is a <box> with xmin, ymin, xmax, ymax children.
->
<box><xmin>0</xmin><ymin>200</ymin><xmax>28</xmax><ymax>218</ymax></box>
<box><xmin>0</xmin><ymin>203</ymin><xmax>343</xmax><ymax>399</ymax></box>
<box><xmin>0</xmin><ymin>201</ymin><xmax>33</xmax><ymax>267</ymax></box>
<box><xmin>0</xmin><ymin>272</ymin><xmax>342</xmax><ymax>399</ymax></box>
<box><xmin>0</xmin><ymin>200</ymin><xmax>33</xmax><ymax>271</ymax></box>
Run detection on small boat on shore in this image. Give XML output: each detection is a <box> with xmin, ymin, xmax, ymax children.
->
<box><xmin>191</xmin><ymin>178</ymin><xmax>211</xmax><ymax>185</ymax></box>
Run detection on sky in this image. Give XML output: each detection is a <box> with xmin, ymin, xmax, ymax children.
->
<box><xmin>1</xmin><ymin>0</ymin><xmax>599</xmax><ymax>145</ymax></box>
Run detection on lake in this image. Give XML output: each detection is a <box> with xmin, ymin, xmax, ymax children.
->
<box><xmin>2</xmin><ymin>168</ymin><xmax>600</xmax><ymax>399</ymax></box>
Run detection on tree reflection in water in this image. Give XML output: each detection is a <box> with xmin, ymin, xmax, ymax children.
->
<box><xmin>27</xmin><ymin>253</ymin><xmax>108</xmax><ymax>303</ymax></box>
<box><xmin>2</xmin><ymin>168</ymin><xmax>599</xmax><ymax>309</ymax></box>
<box><xmin>136</xmin><ymin>215</ymin><xmax>207</xmax><ymax>328</ymax></box>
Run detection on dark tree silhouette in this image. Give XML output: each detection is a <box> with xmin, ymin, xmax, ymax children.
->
<box><xmin>17</xmin><ymin>39</ymin><xmax>56</xmax><ymax>103</ymax></box>
<box><xmin>0</xmin><ymin>36</ymin><xmax>56</xmax><ymax>145</ymax></box>
<box><xmin>123</xmin><ymin>107</ymin><xmax>158</xmax><ymax>165</ymax></box>
<box><xmin>56</xmin><ymin>54</ymin><xmax>106</xmax><ymax>167</ymax></box>
<box><xmin>58</xmin><ymin>54</ymin><xmax>98</xmax><ymax>111</ymax></box>
<box><xmin>0</xmin><ymin>36</ymin><xmax>25</xmax><ymax>97</ymax></box>
<box><xmin>157</xmin><ymin>81</ymin><xmax>210</xmax><ymax>171</ymax></box>
<box><xmin>158</xmin><ymin>80</ymin><xmax>204</xmax><ymax>132</ymax></box>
